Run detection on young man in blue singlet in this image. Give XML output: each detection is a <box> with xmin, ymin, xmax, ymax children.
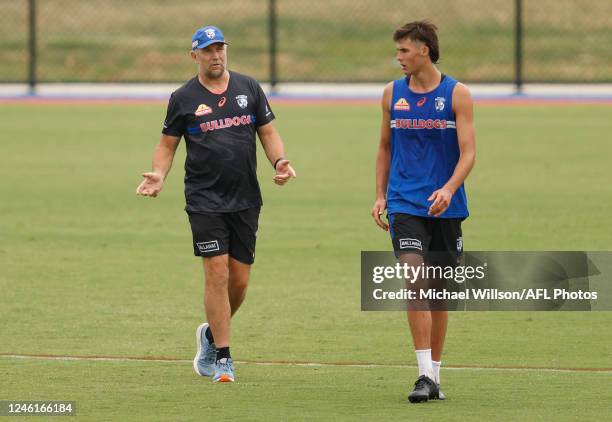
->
<box><xmin>371</xmin><ymin>21</ymin><xmax>476</xmax><ymax>403</ymax></box>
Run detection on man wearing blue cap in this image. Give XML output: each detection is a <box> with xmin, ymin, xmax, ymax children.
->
<box><xmin>136</xmin><ymin>25</ymin><xmax>296</xmax><ymax>383</ymax></box>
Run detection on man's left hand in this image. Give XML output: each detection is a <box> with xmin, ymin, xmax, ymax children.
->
<box><xmin>273</xmin><ymin>159</ymin><xmax>297</xmax><ymax>186</ymax></box>
<box><xmin>427</xmin><ymin>188</ymin><xmax>453</xmax><ymax>217</ymax></box>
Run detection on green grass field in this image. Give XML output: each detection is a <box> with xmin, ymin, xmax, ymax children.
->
<box><xmin>1</xmin><ymin>102</ymin><xmax>611</xmax><ymax>420</ymax></box>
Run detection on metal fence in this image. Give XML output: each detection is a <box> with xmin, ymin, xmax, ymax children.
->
<box><xmin>1</xmin><ymin>0</ymin><xmax>611</xmax><ymax>87</ymax></box>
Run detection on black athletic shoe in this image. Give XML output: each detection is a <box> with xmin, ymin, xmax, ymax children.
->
<box><xmin>429</xmin><ymin>384</ymin><xmax>446</xmax><ymax>400</ymax></box>
<box><xmin>408</xmin><ymin>375</ymin><xmax>439</xmax><ymax>403</ymax></box>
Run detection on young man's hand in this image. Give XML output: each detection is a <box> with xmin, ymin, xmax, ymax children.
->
<box><xmin>371</xmin><ymin>198</ymin><xmax>389</xmax><ymax>231</ymax></box>
<box><xmin>427</xmin><ymin>188</ymin><xmax>454</xmax><ymax>217</ymax></box>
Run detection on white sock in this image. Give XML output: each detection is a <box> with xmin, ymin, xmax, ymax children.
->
<box><xmin>432</xmin><ymin>360</ymin><xmax>441</xmax><ymax>384</ymax></box>
<box><xmin>415</xmin><ymin>349</ymin><xmax>435</xmax><ymax>380</ymax></box>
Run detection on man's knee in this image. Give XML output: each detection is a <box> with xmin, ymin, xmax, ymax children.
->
<box><xmin>229</xmin><ymin>272</ymin><xmax>249</xmax><ymax>292</ymax></box>
<box><xmin>203</xmin><ymin>255</ymin><xmax>230</xmax><ymax>287</ymax></box>
<box><xmin>228</xmin><ymin>258</ymin><xmax>251</xmax><ymax>291</ymax></box>
<box><xmin>399</xmin><ymin>252</ymin><xmax>425</xmax><ymax>267</ymax></box>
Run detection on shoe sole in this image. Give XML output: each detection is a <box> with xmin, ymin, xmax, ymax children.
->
<box><xmin>213</xmin><ymin>374</ymin><xmax>234</xmax><ymax>383</ymax></box>
<box><xmin>193</xmin><ymin>323</ymin><xmax>209</xmax><ymax>377</ymax></box>
<box><xmin>408</xmin><ymin>394</ymin><xmax>429</xmax><ymax>403</ymax></box>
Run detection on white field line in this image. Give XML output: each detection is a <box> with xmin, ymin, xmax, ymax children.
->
<box><xmin>1</xmin><ymin>354</ymin><xmax>611</xmax><ymax>374</ymax></box>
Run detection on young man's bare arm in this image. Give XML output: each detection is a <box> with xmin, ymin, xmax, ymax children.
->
<box><xmin>427</xmin><ymin>83</ymin><xmax>476</xmax><ymax>217</ymax></box>
<box><xmin>371</xmin><ymin>81</ymin><xmax>394</xmax><ymax>231</ymax></box>
<box><xmin>136</xmin><ymin>134</ymin><xmax>180</xmax><ymax>197</ymax></box>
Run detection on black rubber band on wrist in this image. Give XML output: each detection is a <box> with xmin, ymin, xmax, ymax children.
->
<box><xmin>273</xmin><ymin>157</ymin><xmax>284</xmax><ymax>169</ymax></box>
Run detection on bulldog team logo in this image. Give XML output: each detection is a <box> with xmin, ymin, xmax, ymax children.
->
<box><xmin>393</xmin><ymin>98</ymin><xmax>410</xmax><ymax>111</ymax></box>
<box><xmin>195</xmin><ymin>103</ymin><xmax>213</xmax><ymax>116</ymax></box>
<box><xmin>236</xmin><ymin>95</ymin><xmax>248</xmax><ymax>109</ymax></box>
<box><xmin>205</xmin><ymin>28</ymin><xmax>216</xmax><ymax>39</ymax></box>
<box><xmin>435</xmin><ymin>96</ymin><xmax>446</xmax><ymax>111</ymax></box>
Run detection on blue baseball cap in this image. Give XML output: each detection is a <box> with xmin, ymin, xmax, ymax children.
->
<box><xmin>191</xmin><ymin>26</ymin><xmax>228</xmax><ymax>50</ymax></box>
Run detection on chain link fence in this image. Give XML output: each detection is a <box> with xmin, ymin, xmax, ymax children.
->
<box><xmin>0</xmin><ymin>0</ymin><xmax>610</xmax><ymax>84</ymax></box>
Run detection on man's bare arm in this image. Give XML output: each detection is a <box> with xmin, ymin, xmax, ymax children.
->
<box><xmin>371</xmin><ymin>81</ymin><xmax>394</xmax><ymax>231</ymax></box>
<box><xmin>257</xmin><ymin>122</ymin><xmax>296</xmax><ymax>186</ymax></box>
<box><xmin>136</xmin><ymin>134</ymin><xmax>180</xmax><ymax>197</ymax></box>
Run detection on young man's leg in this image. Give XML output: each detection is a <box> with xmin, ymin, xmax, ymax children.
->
<box><xmin>430</xmin><ymin>311</ymin><xmax>448</xmax><ymax>363</ymax></box>
<box><xmin>428</xmin><ymin>276</ymin><xmax>448</xmax><ymax>364</ymax></box>
<box><xmin>389</xmin><ymin>213</ymin><xmax>439</xmax><ymax>403</ymax></box>
<box><xmin>430</xmin><ymin>309</ymin><xmax>447</xmax><ymax>399</ymax></box>
<box><xmin>401</xmin><ymin>251</ymin><xmax>439</xmax><ymax>403</ymax></box>
<box><xmin>426</xmin><ymin>218</ymin><xmax>463</xmax><ymax>397</ymax></box>
<box><xmin>401</xmin><ymin>252</ymin><xmax>436</xmax><ymax>382</ymax></box>
<box><xmin>401</xmin><ymin>253</ymin><xmax>432</xmax><ymax>354</ymax></box>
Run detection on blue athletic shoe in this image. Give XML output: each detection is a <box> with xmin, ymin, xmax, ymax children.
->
<box><xmin>193</xmin><ymin>323</ymin><xmax>216</xmax><ymax>377</ymax></box>
<box><xmin>212</xmin><ymin>358</ymin><xmax>235</xmax><ymax>383</ymax></box>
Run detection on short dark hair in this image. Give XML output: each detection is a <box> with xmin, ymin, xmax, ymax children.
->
<box><xmin>393</xmin><ymin>21</ymin><xmax>440</xmax><ymax>63</ymax></box>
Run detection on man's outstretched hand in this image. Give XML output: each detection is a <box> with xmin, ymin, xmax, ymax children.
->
<box><xmin>136</xmin><ymin>172</ymin><xmax>164</xmax><ymax>197</ymax></box>
<box><xmin>273</xmin><ymin>159</ymin><xmax>297</xmax><ymax>186</ymax></box>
